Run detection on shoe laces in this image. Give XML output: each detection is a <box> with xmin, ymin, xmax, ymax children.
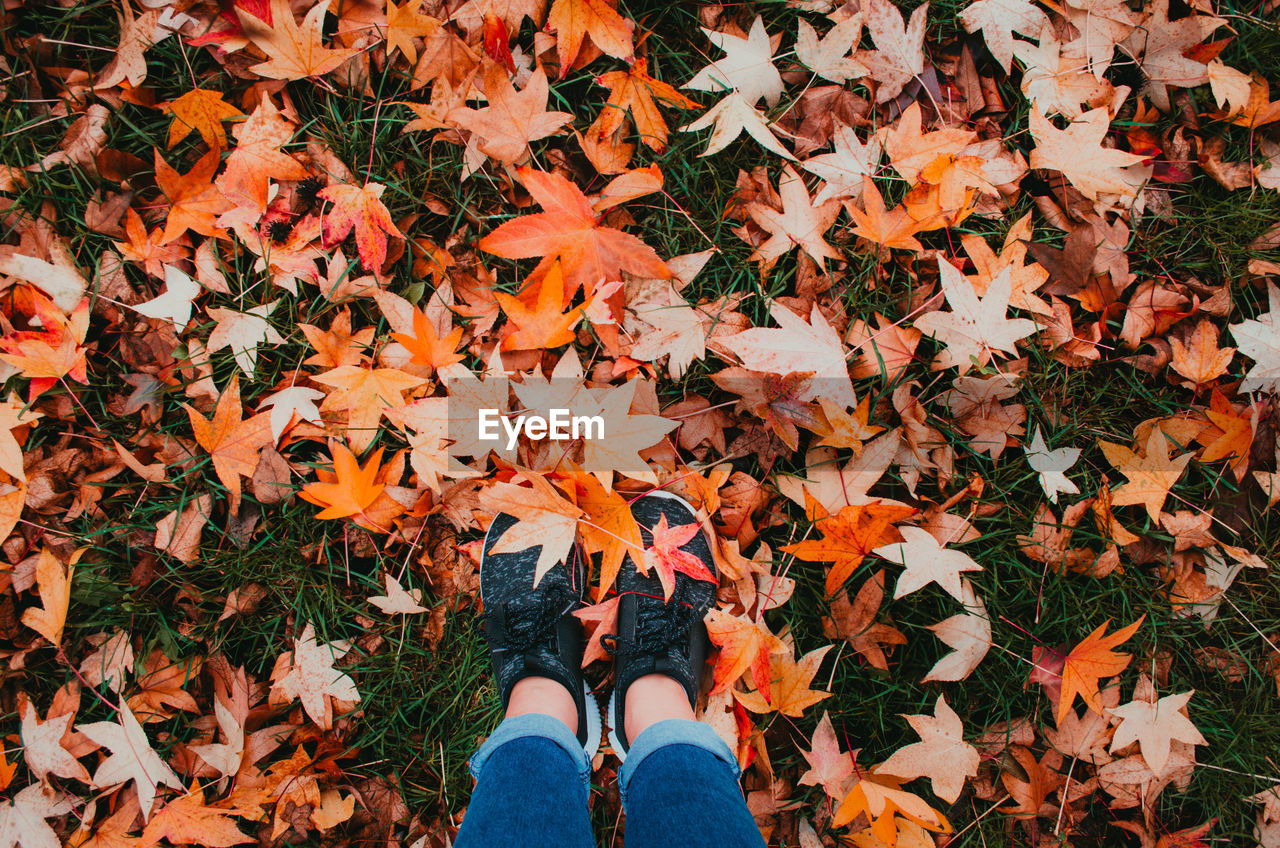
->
<box><xmin>480</xmin><ymin>585</ymin><xmax>574</xmax><ymax>654</ymax></box>
<box><xmin>603</xmin><ymin>580</ymin><xmax>699</xmax><ymax>658</ymax></box>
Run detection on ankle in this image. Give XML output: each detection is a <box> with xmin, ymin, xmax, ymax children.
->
<box><xmin>507</xmin><ymin>676</ymin><xmax>578</xmax><ymax>735</ymax></box>
<box><xmin>624</xmin><ymin>673</ymin><xmax>694</xmax><ymax>743</ymax></box>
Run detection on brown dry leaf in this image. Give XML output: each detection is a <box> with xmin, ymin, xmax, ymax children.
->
<box><xmin>154</xmin><ymin>495</ymin><xmax>213</xmax><ymax>563</ymax></box>
<box><xmin>21</xmin><ymin>548</ymin><xmax>74</xmax><ymax>646</ymax></box>
<box><xmin>823</xmin><ymin>569</ymin><xmax>908</xmax><ymax>671</ymax></box>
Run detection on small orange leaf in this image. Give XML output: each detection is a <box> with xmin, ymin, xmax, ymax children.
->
<box><xmin>299</xmin><ymin>443</ymin><xmax>387</xmax><ymax>520</ymax></box>
<box><xmin>1056</xmin><ymin>615</ymin><xmax>1144</xmax><ymax>724</ymax></box>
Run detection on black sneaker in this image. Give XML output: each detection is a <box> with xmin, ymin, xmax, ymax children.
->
<box><xmin>479</xmin><ymin>512</ymin><xmax>602</xmax><ymax>756</ymax></box>
<box><xmin>605</xmin><ymin>491</ymin><xmax>718</xmax><ymax>761</ymax></box>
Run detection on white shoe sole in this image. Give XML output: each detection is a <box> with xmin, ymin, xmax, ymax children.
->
<box><xmin>607</xmin><ymin>685</ymin><xmax>628</xmax><ymax>763</ymax></box>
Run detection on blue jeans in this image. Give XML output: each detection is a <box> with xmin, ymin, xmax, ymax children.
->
<box><xmin>454</xmin><ymin>714</ymin><xmax>767</xmax><ymax>848</ymax></box>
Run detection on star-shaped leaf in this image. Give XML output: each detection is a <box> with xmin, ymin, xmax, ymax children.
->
<box><xmin>1108</xmin><ymin>690</ymin><xmax>1206</xmax><ymax>775</ymax></box>
<box><xmin>873</xmin><ymin>525</ymin><xmax>983</xmax><ymax>603</ymax></box>
<box><xmin>684</xmin><ymin>15</ymin><xmax>784</xmax><ymax>108</ymax></box>
<box><xmin>312</xmin><ymin>365</ymin><xmax>428</xmax><ymax>453</ymax></box>
<box><xmin>238</xmin><ymin>0</ymin><xmax>358</xmax><ymax>80</ymax></box>
<box><xmin>318</xmin><ymin>182</ymin><xmax>402</xmax><ymax>273</ymax></box>
<box><xmin>479</xmin><ymin>166</ymin><xmax>670</xmax><ymax>293</ymax></box>
<box><xmin>448</xmin><ymin>63</ymin><xmax>574</xmax><ymax>165</ymax></box>
<box><xmin>877</xmin><ymin>694</ymin><xmax>980</xmax><ymax>803</ymax></box>
<box><xmin>1230</xmin><ymin>280</ymin><xmax>1280</xmax><ymax>394</ymax></box>
<box><xmin>680</xmin><ymin>91</ymin><xmax>795</xmax><ymax>160</ymax></box>
<box><xmin>1028</xmin><ymin>108</ymin><xmax>1151</xmax><ymax>201</ymax></box>
<box><xmin>958</xmin><ymin>0</ymin><xmax>1049</xmax><ymax>73</ymax></box>
<box><xmin>164</xmin><ymin>87</ymin><xmax>243</xmax><ymax>149</ymax></box>
<box><xmin>801</xmin><ymin>124</ymin><xmax>882</xmax><ymax>205</ymax></box>
<box><xmin>77</xmin><ymin>703</ymin><xmax>184</xmax><ymax>820</ymax></box>
<box><xmin>747</xmin><ymin>164</ymin><xmax>842</xmax><ymax>266</ymax></box>
<box><xmin>183</xmin><ymin>376</ymin><xmax>274</xmax><ymax>514</ymax></box>
<box><xmin>269</xmin><ymin>622</ymin><xmax>360</xmax><ymax>730</ymax></box>
<box><xmin>1100</xmin><ymin>427</ymin><xmax>1194</xmax><ymax>522</ymax></box>
<box><xmin>1025</xmin><ymin>426</ymin><xmax>1082</xmax><ymax>504</ymax></box>
<box><xmin>783</xmin><ymin>502</ymin><xmax>914</xmax><ymax>596</ymax></box>
<box><xmin>545</xmin><ymin>0</ymin><xmax>634</xmax><ymax>74</ymax></box>
<box><xmin>913</xmin><ymin>259</ymin><xmax>1037</xmax><ymax>373</ymax></box>
<box><xmin>206</xmin><ymin>300</ymin><xmax>285</xmax><ymax>377</ymax></box>
<box><xmin>734</xmin><ymin>644</ymin><xmax>833</xmax><ymax>717</ymax></box>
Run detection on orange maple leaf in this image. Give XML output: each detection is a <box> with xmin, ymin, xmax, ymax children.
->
<box><xmin>573</xmin><ymin>595</ymin><xmax>622</xmax><ymax>666</ymax></box>
<box><xmin>0</xmin><ymin>291</ymin><xmax>90</xmax><ymax>401</ymax></box>
<box><xmin>546</xmin><ymin>0</ymin><xmax>634</xmax><ymax>76</ymax></box>
<box><xmin>318</xmin><ymin>182</ymin><xmax>402</xmax><ymax>273</ymax></box>
<box><xmin>734</xmin><ymin>644</ymin><xmax>833</xmax><ymax>717</ymax></box>
<box><xmin>478</xmin><ymin>166</ymin><xmax>669</xmax><ymax>295</ymax></box>
<box><xmin>156</xmin><ymin>148</ymin><xmax>229</xmax><ymax>244</ymax></box>
<box><xmin>594</xmin><ymin>58</ymin><xmax>700</xmax><ymax>151</ymax></box>
<box><xmin>183</xmin><ymin>374</ymin><xmax>275</xmax><ymax>514</ymax></box>
<box><xmin>300</xmin><ymin>443</ymin><xmax>387</xmax><ymax>520</ymax></box>
<box><xmin>845</xmin><ymin>176</ymin><xmax>924</xmax><ymax>252</ymax></box>
<box><xmin>1056</xmin><ymin>615</ymin><xmax>1144</xmax><ymax>724</ymax></box>
<box><xmin>640</xmin><ymin>514</ymin><xmax>718</xmax><ymax>600</ymax></box>
<box><xmin>216</xmin><ymin>95</ymin><xmax>310</xmax><ymax>216</ymax></box>
<box><xmin>833</xmin><ymin>772</ymin><xmax>953</xmax><ymax>845</ymax></box>
<box><xmin>311</xmin><ymin>365</ymin><xmax>427</xmax><ymax>453</ymax></box>
<box><xmin>115</xmin><ymin>208</ymin><xmax>185</xmax><ymax>279</ymax></box>
<box><xmin>705</xmin><ymin>608</ymin><xmax>784</xmax><ymax>700</ymax></box>
<box><xmin>571</xmin><ymin>472</ymin><xmax>643</xmax><ymax>600</ymax></box>
<box><xmin>1195</xmin><ymin>389</ymin><xmax>1256</xmax><ymax>481</ymax></box>
<box><xmin>163</xmin><ymin>87</ymin><xmax>243</xmax><ymax>150</ymax></box>
<box><xmin>391</xmin><ymin>307</ymin><xmax>465</xmax><ymax>372</ymax></box>
<box><xmin>493</xmin><ymin>262</ymin><xmax>581</xmax><ymax>351</ymax></box>
<box><xmin>237</xmin><ymin>0</ymin><xmax>359</xmax><ymax>80</ymax></box>
<box><xmin>446</xmin><ymin>62</ymin><xmax>574</xmax><ymax>166</ymax></box>
<box><xmin>782</xmin><ymin>502</ymin><xmax>914</xmax><ymax>596</ymax></box>
<box><xmin>140</xmin><ymin>782</ymin><xmax>252</xmax><ymax>848</ymax></box>
<box><xmin>1100</xmin><ymin>428</ymin><xmax>1194</xmax><ymax>522</ymax></box>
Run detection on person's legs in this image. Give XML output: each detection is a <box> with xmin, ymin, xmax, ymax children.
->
<box><xmin>604</xmin><ymin>492</ymin><xmax>766</xmax><ymax>848</ymax></box>
<box><xmin>617</xmin><ymin>719</ymin><xmax>766</xmax><ymax>848</ymax></box>
<box><xmin>457</xmin><ymin>512</ymin><xmax>602</xmax><ymax>847</ymax></box>
<box><xmin>454</xmin><ymin>712</ymin><xmax>595</xmax><ymax>848</ymax></box>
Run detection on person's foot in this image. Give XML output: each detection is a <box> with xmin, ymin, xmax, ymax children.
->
<box><xmin>606</xmin><ymin>491</ymin><xmax>718</xmax><ymax>760</ymax></box>
<box><xmin>479</xmin><ymin>512</ymin><xmax>602</xmax><ymax>756</ymax></box>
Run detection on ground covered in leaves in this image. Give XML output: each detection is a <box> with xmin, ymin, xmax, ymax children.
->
<box><xmin>1</xmin><ymin>0</ymin><xmax>1280</xmax><ymax>845</ymax></box>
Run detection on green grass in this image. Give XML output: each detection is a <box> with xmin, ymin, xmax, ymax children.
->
<box><xmin>1</xmin><ymin>0</ymin><xmax>1279</xmax><ymax>845</ymax></box>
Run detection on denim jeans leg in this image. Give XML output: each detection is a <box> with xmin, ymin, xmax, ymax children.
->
<box><xmin>454</xmin><ymin>714</ymin><xmax>595</xmax><ymax>848</ymax></box>
<box><xmin>617</xmin><ymin>719</ymin><xmax>766</xmax><ymax>848</ymax></box>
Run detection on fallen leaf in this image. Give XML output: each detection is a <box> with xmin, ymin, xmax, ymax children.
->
<box><xmin>78</xmin><ymin>702</ymin><xmax>184</xmax><ymax>820</ymax></box>
<box><xmin>1056</xmin><ymin>615</ymin><xmax>1144</xmax><ymax>724</ymax></box>
<box><xmin>684</xmin><ymin>15</ymin><xmax>784</xmax><ymax>108</ymax></box>
<box><xmin>876</xmin><ymin>694</ymin><xmax>980</xmax><ymax>803</ymax></box>
<box><xmin>368</xmin><ymin>573</ymin><xmax>429</xmax><ymax>614</ymax></box>
<box><xmin>269</xmin><ymin>622</ymin><xmax>361</xmax><ymax>730</ymax></box>
<box><xmin>873</xmin><ymin>525</ymin><xmax>983</xmax><ymax>603</ymax></box>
